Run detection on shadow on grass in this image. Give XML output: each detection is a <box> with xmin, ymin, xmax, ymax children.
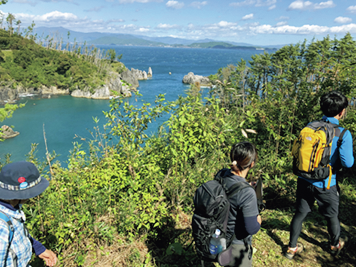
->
<box><xmin>144</xmin><ymin>215</ymin><xmax>215</xmax><ymax>267</ymax></box>
<box><xmin>263</xmin><ymin>196</ymin><xmax>356</xmax><ymax>267</ymax></box>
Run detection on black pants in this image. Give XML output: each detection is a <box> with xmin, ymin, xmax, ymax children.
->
<box><xmin>289</xmin><ymin>179</ymin><xmax>340</xmax><ymax>247</ymax></box>
<box><xmin>225</xmin><ymin>243</ymin><xmax>253</xmax><ymax>267</ymax></box>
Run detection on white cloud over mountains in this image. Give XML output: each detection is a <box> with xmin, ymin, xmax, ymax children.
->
<box><xmin>288</xmin><ymin>0</ymin><xmax>335</xmax><ymax>10</ymax></box>
<box><xmin>8</xmin><ymin>9</ymin><xmax>356</xmax><ymax>41</ymax></box>
<box><xmin>157</xmin><ymin>23</ymin><xmax>180</xmax><ymax>29</ymax></box>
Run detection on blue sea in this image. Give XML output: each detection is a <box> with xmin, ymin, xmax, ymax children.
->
<box><xmin>0</xmin><ymin>46</ymin><xmax>265</xmax><ymax>165</ymax></box>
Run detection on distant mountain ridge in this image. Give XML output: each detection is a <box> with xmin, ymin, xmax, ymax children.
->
<box><xmin>33</xmin><ymin>26</ymin><xmax>287</xmax><ymax>49</ymax></box>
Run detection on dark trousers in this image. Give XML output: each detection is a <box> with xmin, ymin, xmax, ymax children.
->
<box><xmin>225</xmin><ymin>243</ymin><xmax>253</xmax><ymax>267</ymax></box>
<box><xmin>289</xmin><ymin>178</ymin><xmax>340</xmax><ymax>247</ymax></box>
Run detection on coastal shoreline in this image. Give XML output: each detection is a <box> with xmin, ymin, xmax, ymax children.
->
<box><xmin>0</xmin><ymin>67</ymin><xmax>153</xmax><ymax>104</ymax></box>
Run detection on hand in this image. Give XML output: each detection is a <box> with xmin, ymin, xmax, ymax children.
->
<box><xmin>249</xmin><ymin>181</ymin><xmax>257</xmax><ymax>188</ymax></box>
<box><xmin>38</xmin><ymin>249</ymin><xmax>57</xmax><ymax>266</ymax></box>
<box><xmin>257</xmin><ymin>215</ymin><xmax>262</xmax><ymax>225</ymax></box>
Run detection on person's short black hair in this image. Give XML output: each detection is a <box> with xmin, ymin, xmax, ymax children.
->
<box><xmin>230</xmin><ymin>141</ymin><xmax>258</xmax><ymax>172</ymax></box>
<box><xmin>320</xmin><ymin>91</ymin><xmax>348</xmax><ymax>117</ymax></box>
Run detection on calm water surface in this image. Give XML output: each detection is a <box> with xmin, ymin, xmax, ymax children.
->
<box><xmin>0</xmin><ymin>46</ymin><xmax>264</xmax><ymax>165</ymax></box>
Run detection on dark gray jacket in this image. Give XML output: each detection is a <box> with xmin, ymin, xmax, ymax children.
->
<box><xmin>217</xmin><ymin>169</ymin><xmax>260</xmax><ymax>245</ymax></box>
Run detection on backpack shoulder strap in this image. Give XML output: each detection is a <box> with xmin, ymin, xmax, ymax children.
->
<box><xmin>337</xmin><ymin>128</ymin><xmax>348</xmax><ymax>148</ymax></box>
<box><xmin>226</xmin><ymin>182</ymin><xmax>251</xmax><ymax>199</ymax></box>
<box><xmin>0</xmin><ymin>211</ymin><xmax>14</xmax><ymax>242</ymax></box>
<box><xmin>0</xmin><ymin>210</ymin><xmax>15</xmax><ymax>266</ymax></box>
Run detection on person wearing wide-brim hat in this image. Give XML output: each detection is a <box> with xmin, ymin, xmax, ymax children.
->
<box><xmin>0</xmin><ymin>161</ymin><xmax>57</xmax><ymax>266</ymax></box>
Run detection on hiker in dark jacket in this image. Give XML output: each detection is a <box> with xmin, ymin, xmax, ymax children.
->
<box><xmin>219</xmin><ymin>141</ymin><xmax>262</xmax><ymax>267</ymax></box>
<box><xmin>286</xmin><ymin>91</ymin><xmax>354</xmax><ymax>259</ymax></box>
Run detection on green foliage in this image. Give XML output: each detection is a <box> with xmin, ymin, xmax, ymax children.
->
<box><xmin>4</xmin><ymin>33</ymin><xmax>355</xmax><ymax>266</ymax></box>
<box><xmin>0</xmin><ymin>24</ymin><xmax>126</xmax><ymax>93</ymax></box>
<box><xmin>210</xmin><ymin>33</ymin><xmax>356</xmax><ymax>192</ymax></box>
<box><xmin>0</xmin><ymin>103</ymin><xmax>24</xmax><ymax>141</ymax></box>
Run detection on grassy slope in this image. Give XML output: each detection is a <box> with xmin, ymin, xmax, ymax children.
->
<box><xmin>38</xmin><ymin>169</ymin><xmax>355</xmax><ymax>267</ymax></box>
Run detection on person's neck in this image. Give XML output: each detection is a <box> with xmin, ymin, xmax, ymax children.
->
<box><xmin>231</xmin><ymin>169</ymin><xmax>249</xmax><ymax>178</ymax></box>
<box><xmin>2</xmin><ymin>199</ymin><xmax>20</xmax><ymax>208</ymax></box>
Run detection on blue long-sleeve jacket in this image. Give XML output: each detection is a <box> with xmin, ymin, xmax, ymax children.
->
<box><xmin>300</xmin><ymin>116</ymin><xmax>354</xmax><ymax>188</ymax></box>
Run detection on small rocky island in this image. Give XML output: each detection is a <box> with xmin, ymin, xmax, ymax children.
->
<box><xmin>182</xmin><ymin>72</ymin><xmax>212</xmax><ymax>87</ymax></box>
<box><xmin>1</xmin><ymin>125</ymin><xmax>19</xmax><ymax>139</ymax></box>
<box><xmin>0</xmin><ymin>67</ymin><xmax>153</xmax><ymax>103</ymax></box>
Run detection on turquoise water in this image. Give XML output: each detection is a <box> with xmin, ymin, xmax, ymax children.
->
<box><xmin>0</xmin><ymin>46</ymin><xmax>264</xmax><ymax>165</ymax></box>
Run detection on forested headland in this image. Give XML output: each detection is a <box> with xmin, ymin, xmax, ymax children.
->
<box><xmin>1</xmin><ymin>27</ymin><xmax>356</xmax><ymax>266</ymax></box>
<box><xmin>0</xmin><ymin>16</ymin><xmax>147</xmax><ymax>105</ymax></box>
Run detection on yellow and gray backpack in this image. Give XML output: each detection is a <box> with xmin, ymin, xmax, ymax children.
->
<box><xmin>291</xmin><ymin>120</ymin><xmax>347</xmax><ymax>189</ymax></box>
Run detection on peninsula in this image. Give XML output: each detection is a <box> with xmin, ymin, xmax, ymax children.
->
<box><xmin>0</xmin><ymin>28</ymin><xmax>152</xmax><ymax>104</ymax></box>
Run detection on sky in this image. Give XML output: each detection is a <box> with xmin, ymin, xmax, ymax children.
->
<box><xmin>1</xmin><ymin>0</ymin><xmax>356</xmax><ymax>45</ymax></box>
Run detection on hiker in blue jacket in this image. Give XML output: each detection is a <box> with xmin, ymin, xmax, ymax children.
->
<box><xmin>0</xmin><ymin>161</ymin><xmax>57</xmax><ymax>266</ymax></box>
<box><xmin>286</xmin><ymin>91</ymin><xmax>354</xmax><ymax>259</ymax></box>
<box><xmin>219</xmin><ymin>141</ymin><xmax>262</xmax><ymax>266</ymax></box>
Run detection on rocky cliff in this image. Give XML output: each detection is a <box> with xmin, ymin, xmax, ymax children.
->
<box><xmin>0</xmin><ymin>67</ymin><xmax>152</xmax><ymax>103</ymax></box>
<box><xmin>182</xmin><ymin>72</ymin><xmax>211</xmax><ymax>87</ymax></box>
<box><xmin>1</xmin><ymin>125</ymin><xmax>19</xmax><ymax>139</ymax></box>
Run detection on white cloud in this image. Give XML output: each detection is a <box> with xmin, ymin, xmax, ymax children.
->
<box><xmin>255</xmin><ymin>0</ymin><xmax>276</xmax><ymax>7</ymax></box>
<box><xmin>138</xmin><ymin>27</ymin><xmax>150</xmax><ymax>32</ymax></box>
<box><xmin>39</xmin><ymin>0</ymin><xmax>76</xmax><ymax>2</ymax></box>
<box><xmin>119</xmin><ymin>0</ymin><xmax>163</xmax><ymax>3</ymax></box>
<box><xmin>242</xmin><ymin>14</ymin><xmax>254</xmax><ymax>20</ymax></box>
<box><xmin>268</xmin><ymin>5</ymin><xmax>276</xmax><ymax>10</ymax></box>
<box><xmin>277</xmin><ymin>16</ymin><xmax>289</xmax><ymax>20</ymax></box>
<box><xmin>230</xmin><ymin>0</ymin><xmax>275</xmax><ymax>7</ymax></box>
<box><xmin>314</xmin><ymin>0</ymin><xmax>334</xmax><ymax>9</ymax></box>
<box><xmin>288</xmin><ymin>0</ymin><xmax>335</xmax><ymax>10</ymax></box>
<box><xmin>108</xmin><ymin>19</ymin><xmax>125</xmax><ymax>23</ymax></box>
<box><xmin>9</xmin><ymin>11</ymin><xmax>141</xmax><ymax>34</ymax></box>
<box><xmin>190</xmin><ymin>1</ymin><xmax>207</xmax><ymax>9</ymax></box>
<box><xmin>334</xmin><ymin>17</ymin><xmax>352</xmax><ymax>24</ymax></box>
<box><xmin>230</xmin><ymin>0</ymin><xmax>255</xmax><ymax>7</ymax></box>
<box><xmin>347</xmin><ymin>6</ymin><xmax>356</xmax><ymax>14</ymax></box>
<box><xmin>13</xmin><ymin>0</ymin><xmax>37</xmax><ymax>6</ymax></box>
<box><xmin>217</xmin><ymin>21</ymin><xmax>237</xmax><ymax>27</ymax></box>
<box><xmin>166</xmin><ymin>0</ymin><xmax>184</xmax><ymax>9</ymax></box>
<box><xmin>84</xmin><ymin>6</ymin><xmax>105</xmax><ymax>12</ymax></box>
<box><xmin>276</xmin><ymin>21</ymin><xmax>288</xmax><ymax>26</ymax></box>
<box><xmin>250</xmin><ymin>23</ymin><xmax>356</xmax><ymax>35</ymax></box>
<box><xmin>156</xmin><ymin>23</ymin><xmax>180</xmax><ymax>29</ymax></box>
<box><xmin>16</xmin><ymin>11</ymin><xmax>79</xmax><ymax>21</ymax></box>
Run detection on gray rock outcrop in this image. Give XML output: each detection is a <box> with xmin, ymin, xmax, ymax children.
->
<box><xmin>182</xmin><ymin>72</ymin><xmax>211</xmax><ymax>86</ymax></box>
<box><xmin>1</xmin><ymin>125</ymin><xmax>19</xmax><ymax>139</ymax></box>
<box><xmin>120</xmin><ymin>67</ymin><xmax>150</xmax><ymax>88</ymax></box>
<box><xmin>41</xmin><ymin>86</ymin><xmax>70</xmax><ymax>95</ymax></box>
<box><xmin>0</xmin><ymin>67</ymin><xmax>152</xmax><ymax>103</ymax></box>
<box><xmin>0</xmin><ymin>87</ymin><xmax>18</xmax><ymax>103</ymax></box>
<box><xmin>71</xmin><ymin>90</ymin><xmax>93</xmax><ymax>99</ymax></box>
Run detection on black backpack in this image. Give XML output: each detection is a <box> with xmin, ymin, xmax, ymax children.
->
<box><xmin>192</xmin><ymin>170</ymin><xmax>250</xmax><ymax>262</ymax></box>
